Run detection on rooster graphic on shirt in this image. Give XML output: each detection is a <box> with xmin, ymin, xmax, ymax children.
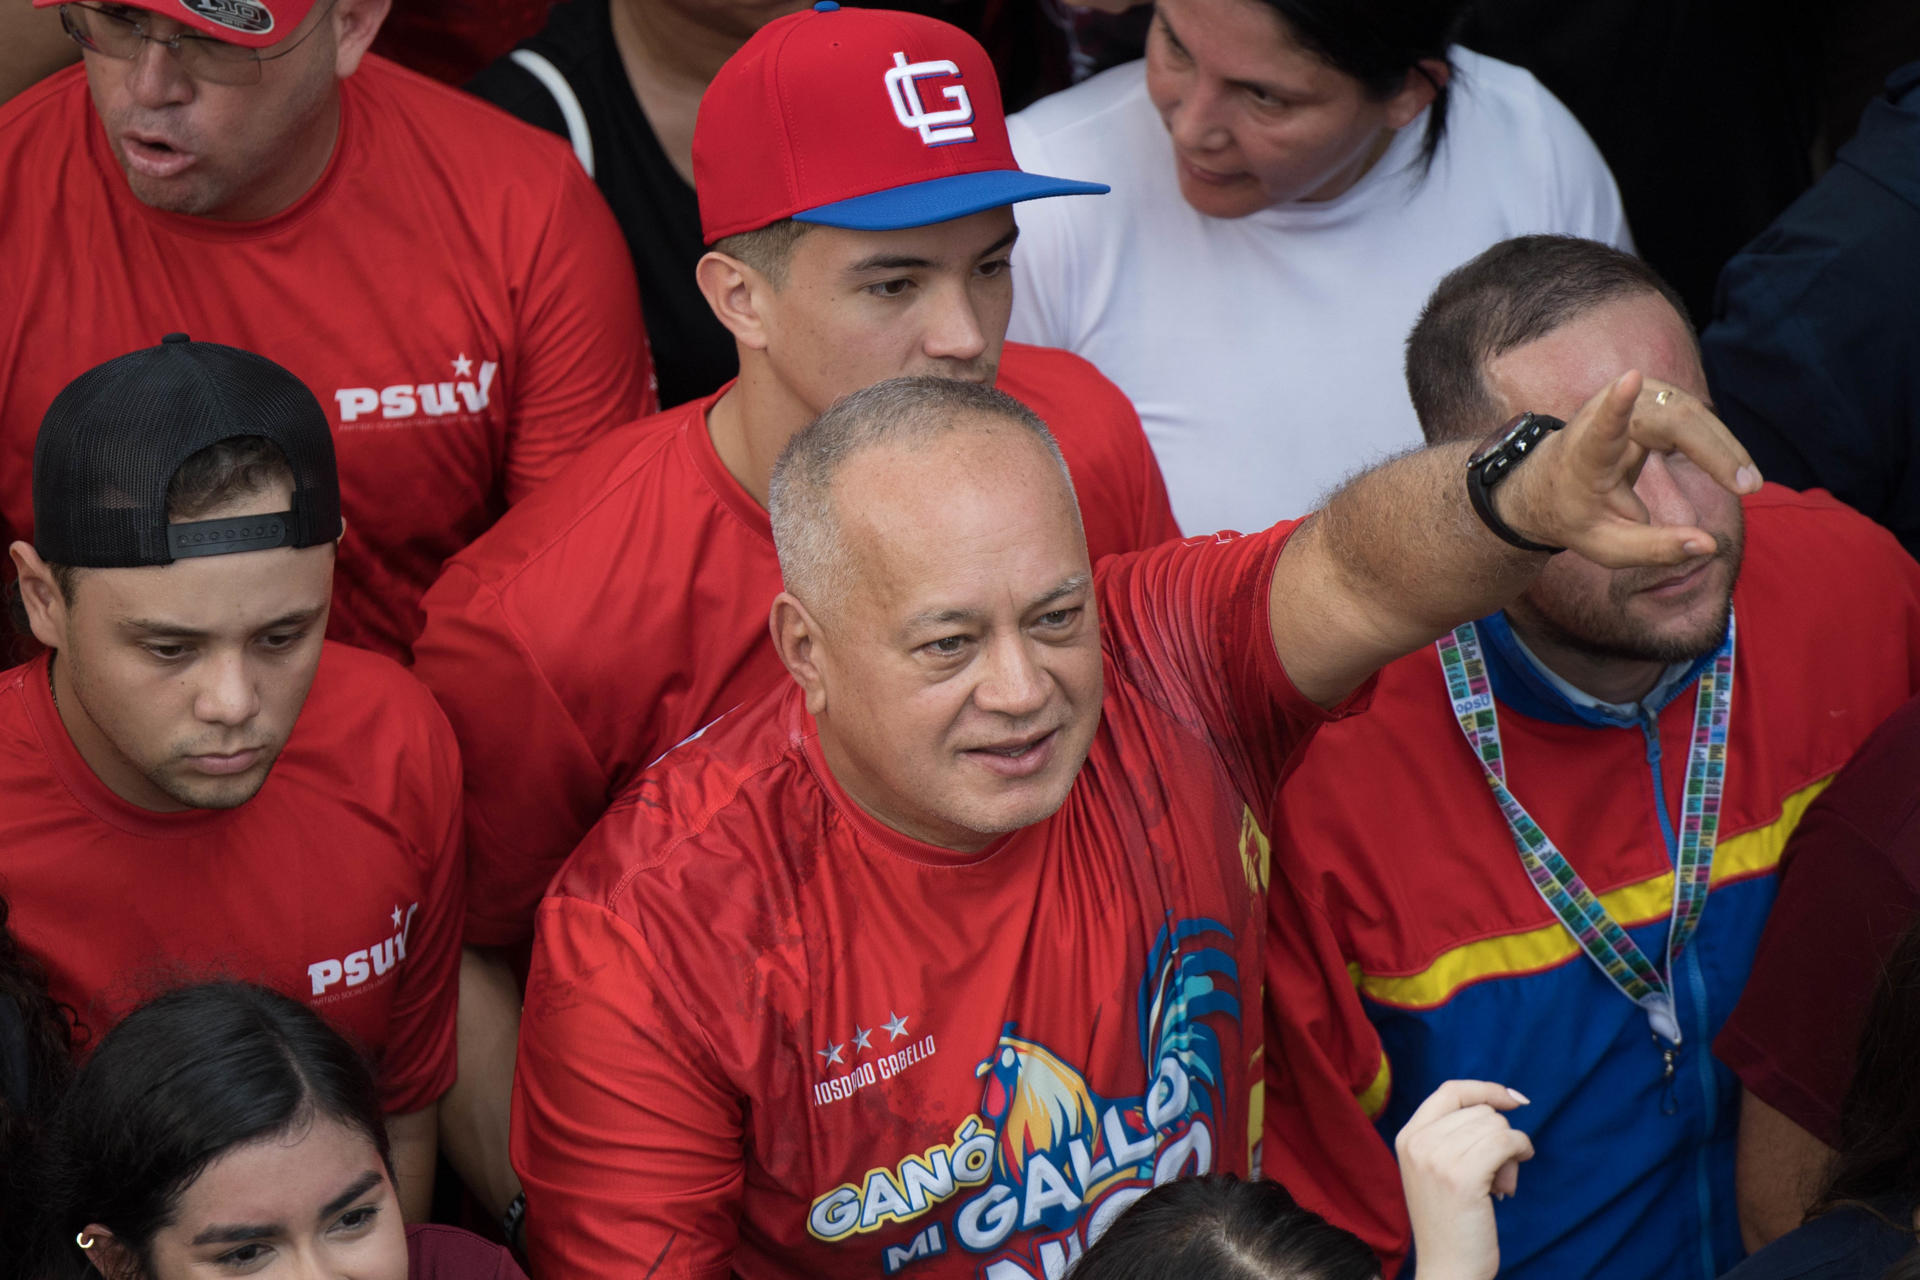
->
<box><xmin>809</xmin><ymin>916</ymin><xmax>1241</xmax><ymax>1278</ymax></box>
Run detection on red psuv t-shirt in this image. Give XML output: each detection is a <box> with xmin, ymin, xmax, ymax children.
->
<box><xmin>510</xmin><ymin>522</ymin><xmax>1364</xmax><ymax>1279</ymax></box>
<box><xmin>412</xmin><ymin>349</ymin><xmax>1181</xmax><ymax>948</ymax></box>
<box><xmin>0</xmin><ymin>59</ymin><xmax>653</xmax><ymax>662</ymax></box>
<box><xmin>0</xmin><ymin>645</ymin><xmax>464</xmax><ymax>1114</ymax></box>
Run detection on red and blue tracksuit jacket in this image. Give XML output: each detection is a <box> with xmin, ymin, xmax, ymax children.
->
<box><xmin>1259</xmin><ymin>488</ymin><xmax>1920</xmax><ymax>1279</ymax></box>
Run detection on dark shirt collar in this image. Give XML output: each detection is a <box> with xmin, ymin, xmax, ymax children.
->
<box><xmin>1474</xmin><ymin>611</ymin><xmax>1715</xmax><ymax>728</ymax></box>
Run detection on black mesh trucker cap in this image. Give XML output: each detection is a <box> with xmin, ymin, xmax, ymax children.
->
<box><xmin>32</xmin><ymin>334</ymin><xmax>341</xmax><ymax>568</ymax></box>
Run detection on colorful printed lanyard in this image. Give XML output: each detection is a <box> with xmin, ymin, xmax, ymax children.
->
<box><xmin>1434</xmin><ymin>615</ymin><xmax>1735</xmax><ymax>1047</ymax></box>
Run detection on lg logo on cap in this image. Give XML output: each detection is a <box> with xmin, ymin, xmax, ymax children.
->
<box><xmin>885</xmin><ymin>51</ymin><xmax>975</xmax><ymax>147</ymax></box>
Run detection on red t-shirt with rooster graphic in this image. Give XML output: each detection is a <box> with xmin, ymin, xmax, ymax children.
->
<box><xmin>511</xmin><ymin>521</ymin><xmax>1366</xmax><ymax>1279</ymax></box>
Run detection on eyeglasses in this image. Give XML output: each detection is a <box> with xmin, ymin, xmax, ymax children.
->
<box><xmin>59</xmin><ymin>2</ymin><xmax>332</xmax><ymax>88</ymax></box>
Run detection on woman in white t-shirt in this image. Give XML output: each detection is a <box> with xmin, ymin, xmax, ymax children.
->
<box><xmin>1007</xmin><ymin>0</ymin><xmax>1631</xmax><ymax>537</ymax></box>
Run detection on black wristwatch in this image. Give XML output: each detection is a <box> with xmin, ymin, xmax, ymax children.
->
<box><xmin>502</xmin><ymin>1190</ymin><xmax>529</xmax><ymax>1256</ymax></box>
<box><xmin>1466</xmin><ymin>411</ymin><xmax>1567</xmax><ymax>553</ymax></box>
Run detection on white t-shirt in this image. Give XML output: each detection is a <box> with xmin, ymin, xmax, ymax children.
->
<box><xmin>1008</xmin><ymin>50</ymin><xmax>1632</xmax><ymax>535</ymax></box>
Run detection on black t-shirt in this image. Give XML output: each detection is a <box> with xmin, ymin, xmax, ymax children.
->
<box><xmin>1720</xmin><ymin>1204</ymin><xmax>1917</xmax><ymax>1280</ymax></box>
<box><xmin>468</xmin><ymin>0</ymin><xmax>737</xmax><ymax>409</ymax></box>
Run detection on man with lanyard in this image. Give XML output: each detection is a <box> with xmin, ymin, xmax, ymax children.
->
<box><xmin>1261</xmin><ymin>235</ymin><xmax>1920</xmax><ymax>1279</ymax></box>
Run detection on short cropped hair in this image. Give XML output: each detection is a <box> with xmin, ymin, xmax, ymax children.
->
<box><xmin>1405</xmin><ymin>235</ymin><xmax>1696</xmax><ymax>445</ymax></box>
<box><xmin>7</xmin><ymin>435</ymin><xmax>296</xmax><ymax>635</ymax></box>
<box><xmin>711</xmin><ymin>218</ymin><xmax>816</xmax><ymax>287</ymax></box>
<box><xmin>768</xmin><ymin>376</ymin><xmax>1076</xmax><ymax>608</ymax></box>
<box><xmin>164</xmin><ymin>434</ymin><xmax>297</xmax><ymax>521</ymax></box>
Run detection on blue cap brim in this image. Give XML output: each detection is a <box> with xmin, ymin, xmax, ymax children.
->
<box><xmin>794</xmin><ymin>170</ymin><xmax>1109</xmax><ymax>231</ymax></box>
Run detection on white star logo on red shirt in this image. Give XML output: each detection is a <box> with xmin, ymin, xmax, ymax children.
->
<box><xmin>452</xmin><ymin>353</ymin><xmax>474</xmax><ymax>377</ymax></box>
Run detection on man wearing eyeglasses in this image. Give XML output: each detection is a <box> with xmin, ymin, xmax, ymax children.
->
<box><xmin>0</xmin><ymin>0</ymin><xmax>653</xmax><ymax>666</ymax></box>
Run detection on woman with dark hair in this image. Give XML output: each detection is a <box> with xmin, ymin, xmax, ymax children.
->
<box><xmin>1722</xmin><ymin>915</ymin><xmax>1920</xmax><ymax>1280</ymax></box>
<box><xmin>1005</xmin><ymin>0</ymin><xmax>1630</xmax><ymax>538</ymax></box>
<box><xmin>0</xmin><ymin>893</ymin><xmax>73</xmax><ymax>1264</ymax></box>
<box><xmin>17</xmin><ymin>982</ymin><xmax>522</xmax><ymax>1280</ymax></box>
<box><xmin>1068</xmin><ymin>1080</ymin><xmax>1532</xmax><ymax>1280</ymax></box>
<box><xmin>0</xmin><ymin>894</ymin><xmax>70</xmax><ymax>1151</ymax></box>
<box><xmin>1067</xmin><ymin>1175</ymin><xmax>1380</xmax><ymax>1280</ymax></box>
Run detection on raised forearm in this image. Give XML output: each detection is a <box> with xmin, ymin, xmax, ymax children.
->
<box><xmin>1331</xmin><ymin>439</ymin><xmax>1540</xmax><ymax>644</ymax></box>
<box><xmin>1270</xmin><ymin>440</ymin><xmax>1538</xmax><ymax>707</ymax></box>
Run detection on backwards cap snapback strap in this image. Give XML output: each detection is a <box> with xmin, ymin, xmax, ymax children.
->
<box><xmin>167</xmin><ymin>512</ymin><xmax>298</xmax><ymax>560</ymax></box>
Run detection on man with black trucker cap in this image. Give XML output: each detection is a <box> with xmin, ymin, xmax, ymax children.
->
<box><xmin>0</xmin><ymin>335</ymin><xmax>465</xmax><ymax>1223</ymax></box>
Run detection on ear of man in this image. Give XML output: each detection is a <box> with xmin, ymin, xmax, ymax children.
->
<box><xmin>769</xmin><ymin>591</ymin><xmax>829</xmax><ymax>715</ymax></box>
<box><xmin>9</xmin><ymin>540</ymin><xmax>70</xmax><ymax>652</ymax></box>
<box><xmin>330</xmin><ymin>0</ymin><xmax>393</xmax><ymax>80</ymax></box>
<box><xmin>697</xmin><ymin>251</ymin><xmax>775</xmax><ymax>353</ymax></box>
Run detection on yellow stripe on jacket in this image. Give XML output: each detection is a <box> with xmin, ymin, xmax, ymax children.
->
<box><xmin>1351</xmin><ymin>779</ymin><xmax>1831</xmax><ymax>1012</ymax></box>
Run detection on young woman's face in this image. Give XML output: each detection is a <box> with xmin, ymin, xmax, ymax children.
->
<box><xmin>133</xmin><ymin>1115</ymin><xmax>407</xmax><ymax>1280</ymax></box>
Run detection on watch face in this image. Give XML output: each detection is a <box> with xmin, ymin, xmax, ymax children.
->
<box><xmin>1470</xmin><ymin>412</ymin><xmax>1541</xmax><ymax>469</ymax></box>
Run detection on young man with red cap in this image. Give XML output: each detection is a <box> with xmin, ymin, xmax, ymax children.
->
<box><xmin>1</xmin><ymin>336</ymin><xmax>464</xmax><ymax>1223</ymax></box>
<box><xmin>409</xmin><ymin>1</ymin><xmax>1179</xmax><ymax>1225</ymax></box>
<box><xmin>0</xmin><ymin>0</ymin><xmax>653</xmax><ymax>664</ymax></box>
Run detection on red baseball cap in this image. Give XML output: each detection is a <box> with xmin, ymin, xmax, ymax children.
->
<box><xmin>694</xmin><ymin>1</ymin><xmax>1107</xmax><ymax>243</ymax></box>
<box><xmin>35</xmin><ymin>0</ymin><xmax>318</xmax><ymax>49</ymax></box>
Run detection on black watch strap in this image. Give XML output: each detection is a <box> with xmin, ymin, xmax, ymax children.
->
<box><xmin>502</xmin><ymin>1190</ymin><xmax>529</xmax><ymax>1256</ymax></box>
<box><xmin>1466</xmin><ymin>412</ymin><xmax>1566</xmax><ymax>553</ymax></box>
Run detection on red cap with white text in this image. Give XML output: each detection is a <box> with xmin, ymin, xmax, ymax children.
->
<box><xmin>693</xmin><ymin>1</ymin><xmax>1107</xmax><ymax>242</ymax></box>
<box><xmin>32</xmin><ymin>0</ymin><xmax>317</xmax><ymax>50</ymax></box>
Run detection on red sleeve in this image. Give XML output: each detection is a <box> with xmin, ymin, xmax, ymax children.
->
<box><xmin>513</xmin><ymin>895</ymin><xmax>742</xmax><ymax>1279</ymax></box>
<box><xmin>1714</xmin><ymin>803</ymin><xmax>1919</xmax><ymax>1146</ymax></box>
<box><xmin>1096</xmin><ymin>523</ymin><xmax>1373</xmax><ymax>809</ymax></box>
<box><xmin>1264</xmin><ymin>868</ymin><xmax>1411</xmax><ymax>1274</ymax></box>
<box><xmin>502</xmin><ymin>162</ymin><xmax>656</xmax><ymax>502</ymax></box>
<box><xmin>376</xmin><ymin>696</ymin><xmax>467</xmax><ymax>1114</ymax></box>
<box><xmin>412</xmin><ymin>563</ymin><xmax>610</xmax><ymax>948</ymax></box>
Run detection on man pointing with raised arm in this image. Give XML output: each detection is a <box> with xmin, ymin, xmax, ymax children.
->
<box><xmin>512</xmin><ymin>368</ymin><xmax>1756</xmax><ymax>1278</ymax></box>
